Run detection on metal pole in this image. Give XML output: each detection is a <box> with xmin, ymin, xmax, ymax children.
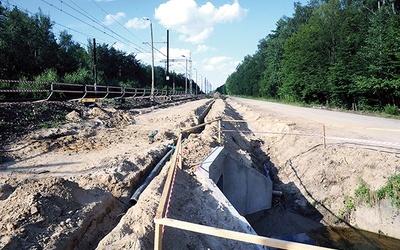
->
<box><xmin>200</xmin><ymin>74</ymin><xmax>202</xmax><ymax>94</ymax></box>
<box><xmin>185</xmin><ymin>58</ymin><xmax>188</xmax><ymax>94</ymax></box>
<box><xmin>204</xmin><ymin>77</ymin><xmax>206</xmax><ymax>94</ymax></box>
<box><xmin>150</xmin><ymin>21</ymin><xmax>155</xmax><ymax>101</ymax></box>
<box><xmin>189</xmin><ymin>52</ymin><xmax>192</xmax><ymax>95</ymax></box>
<box><xmin>93</xmin><ymin>38</ymin><xmax>97</xmax><ymax>94</ymax></box>
<box><xmin>195</xmin><ymin>68</ymin><xmax>198</xmax><ymax>95</ymax></box>
<box><xmin>166</xmin><ymin>30</ymin><xmax>169</xmax><ymax>91</ymax></box>
<box><xmin>172</xmin><ymin>71</ymin><xmax>175</xmax><ymax>92</ymax></box>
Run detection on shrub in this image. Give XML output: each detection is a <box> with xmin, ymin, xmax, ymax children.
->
<box><xmin>384</xmin><ymin>104</ymin><xmax>399</xmax><ymax>116</ymax></box>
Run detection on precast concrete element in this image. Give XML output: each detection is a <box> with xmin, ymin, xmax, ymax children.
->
<box><xmin>196</xmin><ymin>146</ymin><xmax>266</xmax><ymax>250</ymax></box>
<box><xmin>197</xmin><ymin>147</ymin><xmax>272</xmax><ymax>216</ymax></box>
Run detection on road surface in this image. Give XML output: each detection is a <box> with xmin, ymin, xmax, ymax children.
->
<box><xmin>231</xmin><ymin>97</ymin><xmax>400</xmax><ymax>146</ymax></box>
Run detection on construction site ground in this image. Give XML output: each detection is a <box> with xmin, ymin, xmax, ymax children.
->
<box><xmin>0</xmin><ymin>96</ymin><xmax>399</xmax><ymax>249</ymax></box>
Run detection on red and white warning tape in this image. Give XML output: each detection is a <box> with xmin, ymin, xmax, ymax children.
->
<box><xmin>222</xmin><ymin>129</ymin><xmax>400</xmax><ymax>148</ymax></box>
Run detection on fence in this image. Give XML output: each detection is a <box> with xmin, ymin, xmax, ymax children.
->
<box><xmin>0</xmin><ymin>79</ymin><xmax>189</xmax><ymax>101</ymax></box>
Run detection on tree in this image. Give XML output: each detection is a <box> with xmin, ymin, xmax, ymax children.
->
<box><xmin>57</xmin><ymin>31</ymin><xmax>88</xmax><ymax>77</ymax></box>
<box><xmin>354</xmin><ymin>2</ymin><xmax>400</xmax><ymax>109</ymax></box>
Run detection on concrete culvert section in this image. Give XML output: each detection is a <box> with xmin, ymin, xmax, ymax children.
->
<box><xmin>197</xmin><ymin>146</ymin><xmax>272</xmax><ymax>216</ymax></box>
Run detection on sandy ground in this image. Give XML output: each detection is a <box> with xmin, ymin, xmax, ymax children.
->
<box><xmin>0</xmin><ymin>96</ymin><xmax>399</xmax><ymax>249</ymax></box>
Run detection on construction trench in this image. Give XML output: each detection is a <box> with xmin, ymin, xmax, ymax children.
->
<box><xmin>1</xmin><ymin>97</ymin><xmax>400</xmax><ymax>249</ymax></box>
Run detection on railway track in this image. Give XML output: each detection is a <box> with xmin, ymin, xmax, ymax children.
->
<box><xmin>0</xmin><ymin>79</ymin><xmax>198</xmax><ymax>102</ymax></box>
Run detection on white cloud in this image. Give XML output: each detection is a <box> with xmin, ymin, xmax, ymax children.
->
<box><xmin>103</xmin><ymin>12</ymin><xmax>126</xmax><ymax>26</ymax></box>
<box><xmin>197</xmin><ymin>44</ymin><xmax>209</xmax><ymax>53</ymax></box>
<box><xmin>209</xmin><ymin>56</ymin><xmax>231</xmax><ymax>65</ymax></box>
<box><xmin>202</xmin><ymin>56</ymin><xmax>236</xmax><ymax>76</ymax></box>
<box><xmin>125</xmin><ymin>17</ymin><xmax>150</xmax><ymax>30</ymax></box>
<box><xmin>154</xmin><ymin>0</ymin><xmax>247</xmax><ymax>43</ymax></box>
<box><xmin>158</xmin><ymin>47</ymin><xmax>191</xmax><ymax>60</ymax></box>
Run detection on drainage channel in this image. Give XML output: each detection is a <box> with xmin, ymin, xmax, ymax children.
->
<box><xmin>70</xmin><ymin>99</ymin><xmax>217</xmax><ymax>249</ymax></box>
<box><xmin>130</xmin><ymin>99</ymin><xmax>215</xmax><ymax>205</ymax></box>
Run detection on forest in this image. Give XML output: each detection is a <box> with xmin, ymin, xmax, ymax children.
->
<box><xmin>0</xmin><ymin>3</ymin><xmax>193</xmax><ymax>94</ymax></box>
<box><xmin>224</xmin><ymin>0</ymin><xmax>400</xmax><ymax>113</ymax></box>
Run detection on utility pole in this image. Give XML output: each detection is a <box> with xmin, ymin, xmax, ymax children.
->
<box><xmin>166</xmin><ymin>30</ymin><xmax>170</xmax><ymax>92</ymax></box>
<box><xmin>93</xmin><ymin>38</ymin><xmax>97</xmax><ymax>93</ymax></box>
<box><xmin>149</xmin><ymin>21</ymin><xmax>155</xmax><ymax>101</ymax></box>
<box><xmin>185</xmin><ymin>57</ymin><xmax>188</xmax><ymax>94</ymax></box>
<box><xmin>143</xmin><ymin>17</ymin><xmax>155</xmax><ymax>101</ymax></box>
<box><xmin>204</xmin><ymin>77</ymin><xmax>207</xmax><ymax>94</ymax></box>
<box><xmin>194</xmin><ymin>68</ymin><xmax>198</xmax><ymax>95</ymax></box>
<box><xmin>189</xmin><ymin>52</ymin><xmax>192</xmax><ymax>94</ymax></box>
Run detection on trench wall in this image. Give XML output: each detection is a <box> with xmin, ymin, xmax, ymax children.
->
<box><xmin>197</xmin><ymin>146</ymin><xmax>272</xmax><ymax>216</ymax></box>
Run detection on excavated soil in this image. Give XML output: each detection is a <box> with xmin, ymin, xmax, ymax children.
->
<box><xmin>0</xmin><ymin>96</ymin><xmax>399</xmax><ymax>249</ymax></box>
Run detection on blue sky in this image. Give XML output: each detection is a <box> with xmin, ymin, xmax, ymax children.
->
<box><xmin>8</xmin><ymin>0</ymin><xmax>308</xmax><ymax>91</ymax></box>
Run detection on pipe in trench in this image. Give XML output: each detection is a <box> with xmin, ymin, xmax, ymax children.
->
<box><xmin>130</xmin><ymin>147</ymin><xmax>174</xmax><ymax>204</ymax></box>
<box><xmin>130</xmin><ymin>101</ymin><xmax>214</xmax><ymax>205</ymax></box>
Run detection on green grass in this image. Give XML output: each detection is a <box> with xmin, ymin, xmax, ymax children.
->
<box><xmin>344</xmin><ymin>195</ymin><xmax>355</xmax><ymax>211</ymax></box>
<box><xmin>355</xmin><ymin>179</ymin><xmax>372</xmax><ymax>206</ymax></box>
<box><xmin>377</xmin><ymin>174</ymin><xmax>400</xmax><ymax>208</ymax></box>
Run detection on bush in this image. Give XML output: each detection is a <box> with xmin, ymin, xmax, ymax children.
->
<box><xmin>63</xmin><ymin>68</ymin><xmax>92</xmax><ymax>84</ymax></box>
<box><xmin>384</xmin><ymin>104</ymin><xmax>399</xmax><ymax>115</ymax></box>
<box><xmin>35</xmin><ymin>68</ymin><xmax>59</xmax><ymax>83</ymax></box>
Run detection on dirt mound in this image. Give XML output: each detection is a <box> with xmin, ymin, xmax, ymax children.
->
<box><xmin>0</xmin><ymin>177</ymin><xmax>125</xmax><ymax>249</ymax></box>
<box><xmin>0</xmin><ymin>101</ymin><xmax>79</xmax><ymax>143</ymax></box>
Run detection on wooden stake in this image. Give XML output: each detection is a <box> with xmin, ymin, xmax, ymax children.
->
<box><xmin>218</xmin><ymin>119</ymin><xmax>222</xmax><ymax>145</ymax></box>
<box><xmin>154</xmin><ymin>222</ymin><xmax>163</xmax><ymax>250</ymax></box>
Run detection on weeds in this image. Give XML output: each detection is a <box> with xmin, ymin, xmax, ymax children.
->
<box><xmin>384</xmin><ymin>104</ymin><xmax>399</xmax><ymax>116</ymax></box>
<box><xmin>377</xmin><ymin>174</ymin><xmax>400</xmax><ymax>208</ymax></box>
<box><xmin>355</xmin><ymin>179</ymin><xmax>372</xmax><ymax>206</ymax></box>
<box><xmin>344</xmin><ymin>195</ymin><xmax>355</xmax><ymax>211</ymax></box>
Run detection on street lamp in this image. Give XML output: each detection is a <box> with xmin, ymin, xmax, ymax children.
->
<box><xmin>143</xmin><ymin>17</ymin><xmax>155</xmax><ymax>101</ymax></box>
<box><xmin>182</xmin><ymin>55</ymin><xmax>188</xmax><ymax>94</ymax></box>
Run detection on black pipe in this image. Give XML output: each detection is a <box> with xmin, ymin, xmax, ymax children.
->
<box><xmin>130</xmin><ymin>148</ymin><xmax>174</xmax><ymax>204</ymax></box>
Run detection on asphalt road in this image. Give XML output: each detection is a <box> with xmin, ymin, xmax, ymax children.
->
<box><xmin>231</xmin><ymin>97</ymin><xmax>400</xmax><ymax>146</ymax></box>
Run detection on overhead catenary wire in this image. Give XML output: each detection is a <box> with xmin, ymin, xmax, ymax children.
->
<box><xmin>63</xmin><ymin>0</ymin><xmax>150</xmax><ymax>53</ymax></box>
<box><xmin>67</xmin><ymin>0</ymin><xmax>168</xmax><ymax>60</ymax></box>
<box><xmin>88</xmin><ymin>0</ymin><xmax>168</xmax><ymax>61</ymax></box>
<box><xmin>6</xmin><ymin>0</ymin><xmax>111</xmax><ymax>48</ymax></box>
<box><xmin>89</xmin><ymin>0</ymin><xmax>147</xmax><ymax>47</ymax></box>
<box><xmin>7</xmin><ymin>0</ymin><xmax>167</xmax><ymax>65</ymax></box>
<box><xmin>39</xmin><ymin>0</ymin><xmax>146</xmax><ymax>53</ymax></box>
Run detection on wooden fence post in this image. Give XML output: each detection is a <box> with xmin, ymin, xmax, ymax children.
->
<box><xmin>154</xmin><ymin>222</ymin><xmax>163</xmax><ymax>250</ymax></box>
<box><xmin>218</xmin><ymin>119</ymin><xmax>222</xmax><ymax>145</ymax></box>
